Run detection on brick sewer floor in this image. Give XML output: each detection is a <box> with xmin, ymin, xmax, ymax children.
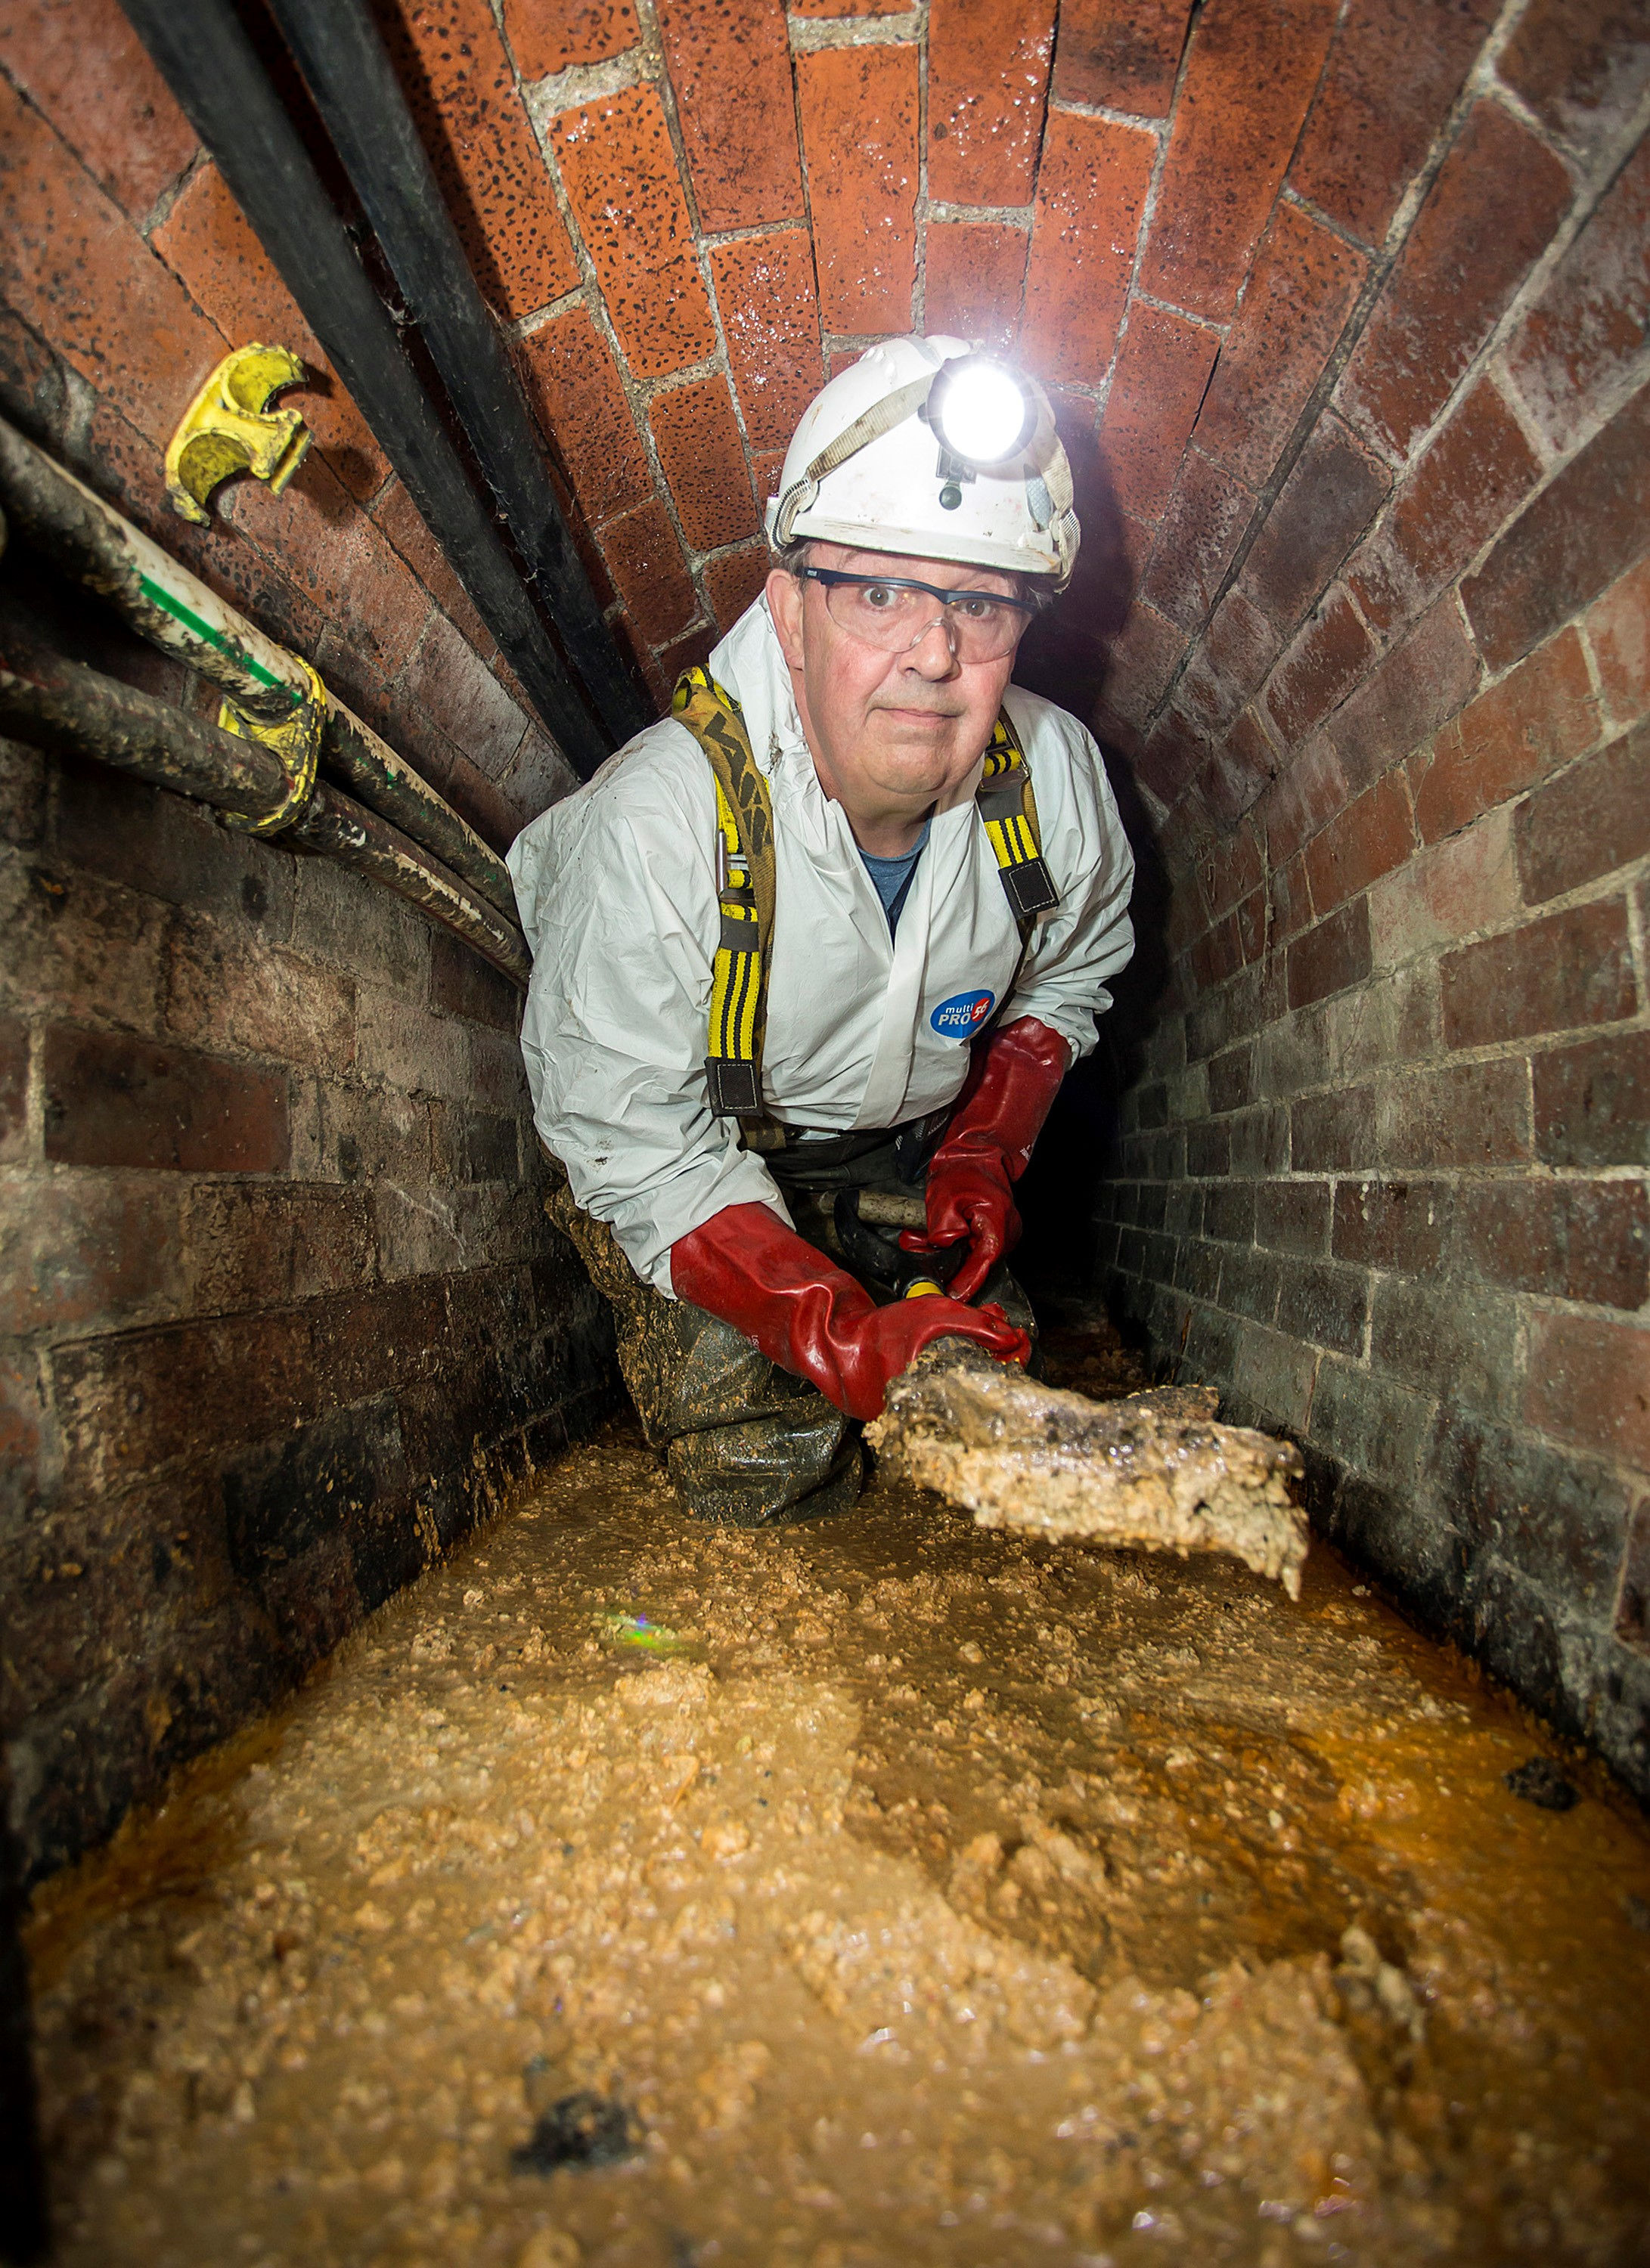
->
<box><xmin>25</xmin><ymin>1325</ymin><xmax>1650</xmax><ymax>2266</ymax></box>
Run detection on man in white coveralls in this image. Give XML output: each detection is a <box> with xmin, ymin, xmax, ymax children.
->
<box><xmin>508</xmin><ymin>337</ymin><xmax>1136</xmax><ymax>1525</ymax></box>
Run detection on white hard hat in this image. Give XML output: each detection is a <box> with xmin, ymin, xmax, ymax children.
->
<box><xmin>765</xmin><ymin>335</ymin><xmax>1079</xmax><ymax>588</ymax></box>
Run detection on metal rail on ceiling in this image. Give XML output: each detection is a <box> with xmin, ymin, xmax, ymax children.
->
<box><xmin>117</xmin><ymin>0</ymin><xmax>634</xmax><ymax>779</ymax></box>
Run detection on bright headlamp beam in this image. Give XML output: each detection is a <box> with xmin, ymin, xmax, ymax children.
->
<box><xmin>926</xmin><ymin>356</ymin><xmax>1036</xmax><ymax>467</ymax></box>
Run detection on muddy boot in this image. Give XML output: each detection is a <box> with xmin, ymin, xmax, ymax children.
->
<box><xmin>544</xmin><ymin>1176</ymin><xmax>862</xmax><ymax>1527</ymax></box>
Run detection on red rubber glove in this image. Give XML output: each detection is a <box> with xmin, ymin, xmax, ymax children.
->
<box><xmin>904</xmin><ymin>1015</ymin><xmax>1070</xmax><ymax>1302</ymax></box>
<box><xmin>671</xmin><ymin>1201</ymin><xmax>1032</xmax><ymax>1421</ymax></box>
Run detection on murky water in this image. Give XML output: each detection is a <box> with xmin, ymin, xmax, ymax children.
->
<box><xmin>26</xmin><ymin>1325</ymin><xmax>1650</xmax><ymax>2266</ymax></box>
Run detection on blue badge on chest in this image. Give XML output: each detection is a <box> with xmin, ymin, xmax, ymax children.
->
<box><xmin>931</xmin><ymin>988</ymin><xmax>996</xmax><ymax>1040</ymax></box>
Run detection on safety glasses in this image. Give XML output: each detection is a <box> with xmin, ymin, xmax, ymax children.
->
<box><xmin>799</xmin><ymin>567</ymin><xmax>1034</xmax><ymax>664</ymax></box>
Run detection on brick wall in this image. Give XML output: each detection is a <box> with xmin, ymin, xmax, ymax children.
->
<box><xmin>0</xmin><ymin>0</ymin><xmax>616</xmax><ymax>1879</ymax></box>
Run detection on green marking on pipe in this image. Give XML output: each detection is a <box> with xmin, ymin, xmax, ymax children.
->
<box><xmin>138</xmin><ymin>575</ymin><xmax>299</xmax><ymax>707</ymax></box>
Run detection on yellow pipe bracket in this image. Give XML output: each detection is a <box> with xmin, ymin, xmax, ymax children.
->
<box><xmin>218</xmin><ymin>656</ymin><xmax>324</xmax><ymax>834</ymax></box>
<box><xmin>165</xmin><ymin>343</ymin><xmax>312</xmax><ymax>525</ymax></box>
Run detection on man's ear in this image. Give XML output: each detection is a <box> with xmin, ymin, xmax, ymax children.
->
<box><xmin>766</xmin><ymin>568</ymin><xmax>805</xmax><ymax>670</ymax></box>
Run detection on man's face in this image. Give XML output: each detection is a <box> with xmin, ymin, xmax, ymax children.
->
<box><xmin>766</xmin><ymin>542</ymin><xmax>1025</xmax><ymax>826</ymax></box>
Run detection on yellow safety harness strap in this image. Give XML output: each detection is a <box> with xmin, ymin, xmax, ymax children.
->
<box><xmin>671</xmin><ymin>669</ymin><xmax>1058</xmax><ymax>1124</ymax></box>
<box><xmin>671</xmin><ymin>666</ymin><xmax>776</xmax><ymax>1123</ymax></box>
<box><xmin>976</xmin><ymin>711</ymin><xmax>1059</xmax><ymax>923</ymax></box>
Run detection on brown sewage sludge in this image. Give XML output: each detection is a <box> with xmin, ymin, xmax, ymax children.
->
<box><xmin>24</xmin><ymin>1320</ymin><xmax>1650</xmax><ymax>2268</ymax></box>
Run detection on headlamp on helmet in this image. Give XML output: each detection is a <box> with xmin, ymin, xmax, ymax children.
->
<box><xmin>924</xmin><ymin>355</ymin><xmax>1037</xmax><ymax>467</ymax></box>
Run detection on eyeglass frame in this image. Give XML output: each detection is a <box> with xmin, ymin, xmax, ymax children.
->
<box><xmin>796</xmin><ymin>565</ymin><xmax>1037</xmax><ymax>659</ymax></box>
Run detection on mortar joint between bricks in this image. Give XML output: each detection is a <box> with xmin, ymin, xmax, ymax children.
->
<box><xmin>786</xmin><ymin>13</ymin><xmax>923</xmax><ymax>57</ymax></box>
<box><xmin>924</xmin><ymin>200</ymin><xmax>1034</xmax><ymax>230</ymax></box>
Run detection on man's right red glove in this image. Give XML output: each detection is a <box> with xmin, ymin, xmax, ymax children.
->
<box><xmin>671</xmin><ymin>1201</ymin><xmax>1032</xmax><ymax>1421</ymax></box>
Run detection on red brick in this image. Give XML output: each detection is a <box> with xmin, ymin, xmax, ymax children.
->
<box><xmin>1461</xmin><ymin>1180</ymin><xmax>1648</xmax><ymax>1309</ymax></box>
<box><xmin>1101</xmin><ymin>600</ymin><xmax>1186</xmax><ymax>729</ymax></box>
<box><xmin>0</xmin><ymin>1174</ymin><xmax>186</xmax><ymax>1334</ymax></box>
<box><xmin>225</xmin><ymin>449</ymin><xmax>430</xmax><ymax>685</ymax></box>
<box><xmin>1338</xmin><ymin>101</ymin><xmax>1575</xmax><ymax>459</ymax></box>
<box><xmin>1275</xmin><ymin>1256</ymin><xmax>1366</xmax><ymax>1350</ymax></box>
<box><xmin>502</xmin><ymin>0</ymin><xmax>638</xmax><ymax>76</ymax></box>
<box><xmin>1198</xmin><ymin>713</ymin><xmax>1279</xmax><ymax>826</ymax></box>
<box><xmin>1240</xmin><ymin>417</ymin><xmax>1389</xmax><ymax>634</ymax></box>
<box><xmin>1534</xmin><ymin>1029</ymin><xmax>1650</xmax><ymax>1168</ymax></box>
<box><xmin>640</xmin><ymin>620</ymin><xmax>715</xmax><ymax>708</ymax></box>
<box><xmin>704</xmin><ymin>544</ymin><xmax>770</xmax><ymax>636</ymax></box>
<box><xmin>1376</xmin><ymin>1058</ymin><xmax>1530</xmax><ymax>1167</ymax></box>
<box><xmin>657</xmin><ymin>0</ymin><xmax>804</xmax><ymax>230</ymax></box>
<box><xmin>1292</xmin><ymin>1083</ymin><xmax>1377</xmax><ymax>1170</ymax></box>
<box><xmin>1328</xmin><ymin>597</ymin><xmax>1480</xmax><ymax>793</ymax></box>
<box><xmin>1515</xmin><ymin>720</ymin><xmax>1650</xmax><ymax>905</ymax></box>
<box><xmin>182</xmin><ymin>1182</ymin><xmax>378</xmax><ymax>1314</ymax></box>
<box><xmin>370</xmin><ymin>479</ymin><xmax>492</xmax><ymax>654</ymax></box>
<box><xmin>1269</xmin><ymin>852</ymin><xmax>1314</xmax><ymax>943</ymax></box>
<box><xmin>52</xmin><ymin>1309</ymin><xmax>318</xmax><ymax>1492</ymax></box>
<box><xmin>1497</xmin><ymin>0</ymin><xmax>1650</xmax><ymax>158</ymax></box>
<box><xmin>517</xmin><ymin>306</ymin><xmax>653</xmax><ymax>526</ymax></box>
<box><xmin>2</xmin><ymin>857</ymin><xmax>168</xmax><ymax>1036</ymax></box>
<box><xmin>1190</xmin><ymin>908</ymin><xmax>1244</xmax><ymax>991</ymax></box>
<box><xmin>1288</xmin><ymin>893</ymin><xmax>1372</xmax><ymax>1008</ymax></box>
<box><xmin>1097</xmin><ymin>307</ymin><xmax>1221</xmax><ymax>526</ymax></box>
<box><xmin>1350</xmin><ymin>381</ymin><xmax>1543</xmax><ymax>637</ymax></box>
<box><xmin>927</xmin><ymin>0</ymin><xmax>1056</xmax><ymax>206</ymax></box>
<box><xmin>750</xmin><ymin>445</ymin><xmax>787</xmax><ymax>510</ymax></box>
<box><xmin>1509</xmin><ymin>137</ymin><xmax>1650</xmax><ymax>461</ymax></box>
<box><xmin>1141</xmin><ymin>453</ymin><xmax>1255</xmax><ymax>634</ymax></box>
<box><xmin>922</xmin><ymin>222</ymin><xmax>1028</xmax><ymax>356</ymax></box>
<box><xmin>1137</xmin><ymin>0</ymin><xmax>1339</xmax><ymax>321</ymax></box>
<box><xmin>166</xmin><ymin>919</ymin><xmax>358</xmax><ymax>1070</ymax></box>
<box><xmin>151</xmin><ymin>164</ymin><xmax>390</xmax><ymax>505</ymax></box>
<box><xmin>40</xmin><ymin>1026</ymin><xmax>290</xmax><ymax>1173</ymax></box>
<box><xmin>0</xmin><ymin>76</ymin><xmax>224</xmax><ymax>450</ymax></box>
<box><xmin>1367</xmin><ymin>804</ymin><xmax>1520</xmax><ymax>964</ymax></box>
<box><xmin>1303</xmin><ymin>768</ymin><xmax>1415</xmax><ymax>916</ymax></box>
<box><xmin>648</xmin><ymin>376</ymin><xmax>760</xmax><ymax>553</ymax></box>
<box><xmin>1137</xmin><ymin>707</ymin><xmax>1207</xmax><ymax>807</ymax></box>
<box><xmin>381</xmin><ymin>0</ymin><xmax>579</xmax><ymax>320</ymax></box>
<box><xmin>1586</xmin><ymin>552</ymin><xmax>1650</xmax><ymax>730</ymax></box>
<box><xmin>1202</xmin><ymin>588</ymin><xmax>1282</xmax><ymax>711</ymax></box>
<box><xmin>1198</xmin><ymin>816</ymin><xmax>1264</xmax><ymax>922</ymax></box>
<box><xmin>1193</xmin><ymin>202</ymin><xmax>1369</xmax><ymax>488</ymax></box>
<box><xmin>1411</xmin><ymin>627</ymin><xmax>1598</xmax><ymax>844</ymax></box>
<box><xmin>797</xmin><ymin>44</ymin><xmax>920</xmax><ymax>336</ymax></box>
<box><xmin>397</xmin><ymin>611</ymin><xmax>528</xmax><ymax>777</ymax></box>
<box><xmin>0</xmin><ymin>0</ymin><xmax>196</xmax><ymax>220</ymax></box>
<box><xmin>548</xmin><ymin>86</ymin><xmax>716</xmax><ymax>376</ymax></box>
<box><xmin>1258</xmin><ymin>731</ymin><xmax>1348</xmax><ymax>865</ymax></box>
<box><xmin>1524</xmin><ymin>1313</ymin><xmax>1650</xmax><ymax>1470</ymax></box>
<box><xmin>1442</xmin><ymin>898</ymin><xmax>1636</xmax><ymax>1049</ymax></box>
<box><xmin>1332</xmin><ymin>1177</ymin><xmax>1450</xmax><ymax>1271</ymax></box>
<box><xmin>1050</xmin><ymin>0</ymin><xmax>1193</xmax><ymax>116</ymax></box>
<box><xmin>596</xmin><ymin>497</ymin><xmax>697</xmax><ymax>645</ymax></box>
<box><xmin>0</xmin><ymin>1012</ymin><xmax>26</xmax><ymax>1160</ymax></box>
<box><xmin>1462</xmin><ymin>386</ymin><xmax>1650</xmax><ymax>672</ymax></box>
<box><xmin>1288</xmin><ymin>0</ymin><xmax>1499</xmax><ymax>245</ymax></box>
<box><xmin>709</xmin><ymin>230</ymin><xmax>824</xmax><ymax>454</ymax></box>
<box><xmin>1264</xmin><ymin>587</ymin><xmax>1378</xmax><ymax>745</ymax></box>
<box><xmin>1019</xmin><ymin>110</ymin><xmax>1156</xmax><ymax>383</ymax></box>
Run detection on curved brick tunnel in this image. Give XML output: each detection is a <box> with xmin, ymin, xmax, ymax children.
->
<box><xmin>0</xmin><ymin>0</ymin><xmax>1645</xmax><ymax>1919</ymax></box>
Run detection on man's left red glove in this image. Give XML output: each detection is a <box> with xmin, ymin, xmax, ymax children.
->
<box><xmin>904</xmin><ymin>1015</ymin><xmax>1070</xmax><ymax>1302</ymax></box>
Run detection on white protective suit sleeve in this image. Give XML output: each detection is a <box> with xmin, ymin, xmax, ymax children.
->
<box><xmin>997</xmin><ymin>686</ymin><xmax>1137</xmax><ymax>1063</ymax></box>
<box><xmin>511</xmin><ymin>726</ymin><xmax>792</xmax><ymax>1297</ymax></box>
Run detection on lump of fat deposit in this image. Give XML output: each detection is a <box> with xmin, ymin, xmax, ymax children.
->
<box><xmin>866</xmin><ymin>1345</ymin><xmax>1309</xmax><ymax>1598</ymax></box>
